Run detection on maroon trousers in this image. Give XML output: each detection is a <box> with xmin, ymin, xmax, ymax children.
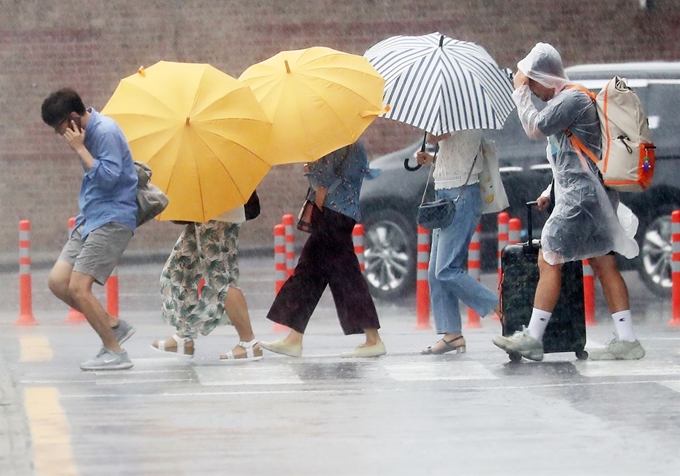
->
<box><xmin>266</xmin><ymin>206</ymin><xmax>380</xmax><ymax>335</ymax></box>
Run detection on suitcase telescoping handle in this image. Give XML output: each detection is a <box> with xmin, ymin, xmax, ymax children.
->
<box><xmin>525</xmin><ymin>200</ymin><xmax>539</xmax><ymax>248</ymax></box>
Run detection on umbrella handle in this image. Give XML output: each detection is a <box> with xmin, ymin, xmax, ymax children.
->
<box><xmin>404</xmin><ymin>158</ymin><xmax>422</xmax><ymax>171</ymax></box>
<box><xmin>405</xmin><ymin>130</ymin><xmax>429</xmax><ymax>171</ymax></box>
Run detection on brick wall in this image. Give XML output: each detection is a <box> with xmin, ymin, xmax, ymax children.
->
<box><xmin>1</xmin><ymin>0</ymin><xmax>679</xmax><ymax>255</ymax></box>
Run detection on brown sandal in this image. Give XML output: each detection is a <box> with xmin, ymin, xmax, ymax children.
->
<box><xmin>421</xmin><ymin>336</ymin><xmax>466</xmax><ymax>355</ymax></box>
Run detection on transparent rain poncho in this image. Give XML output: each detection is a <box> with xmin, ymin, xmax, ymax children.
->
<box><xmin>513</xmin><ymin>43</ymin><xmax>639</xmax><ymax>264</ymax></box>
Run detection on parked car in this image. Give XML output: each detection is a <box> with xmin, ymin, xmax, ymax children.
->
<box><xmin>360</xmin><ymin>62</ymin><xmax>680</xmax><ymax>300</ymax></box>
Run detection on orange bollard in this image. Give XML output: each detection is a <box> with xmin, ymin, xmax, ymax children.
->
<box><xmin>353</xmin><ymin>224</ymin><xmax>365</xmax><ymax>272</ymax></box>
<box><xmin>466</xmin><ymin>223</ymin><xmax>482</xmax><ymax>329</ymax></box>
<box><xmin>497</xmin><ymin>212</ymin><xmax>510</xmax><ymax>286</ymax></box>
<box><xmin>670</xmin><ymin>211</ymin><xmax>680</xmax><ymax>326</ymax></box>
<box><xmin>274</xmin><ymin>224</ymin><xmax>286</xmax><ymax>294</ymax></box>
<box><xmin>16</xmin><ymin>220</ymin><xmax>37</xmax><ymax>326</ymax></box>
<box><xmin>583</xmin><ymin>259</ymin><xmax>596</xmax><ymax>326</ymax></box>
<box><xmin>508</xmin><ymin>218</ymin><xmax>521</xmax><ymax>245</ymax></box>
<box><xmin>282</xmin><ymin>214</ymin><xmax>295</xmax><ymax>278</ymax></box>
<box><xmin>65</xmin><ymin>216</ymin><xmax>87</xmax><ymax>323</ymax></box>
<box><xmin>106</xmin><ymin>265</ymin><xmax>119</xmax><ymax>319</ymax></box>
<box><xmin>272</xmin><ymin>223</ymin><xmax>288</xmax><ymax>333</ymax></box>
<box><xmin>415</xmin><ymin>225</ymin><xmax>432</xmax><ymax>330</ymax></box>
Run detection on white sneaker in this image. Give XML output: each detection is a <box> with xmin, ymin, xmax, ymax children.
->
<box><xmin>589</xmin><ymin>336</ymin><xmax>645</xmax><ymax>360</ymax></box>
<box><xmin>492</xmin><ymin>326</ymin><xmax>544</xmax><ymax>361</ymax></box>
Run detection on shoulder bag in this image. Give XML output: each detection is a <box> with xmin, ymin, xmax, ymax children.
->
<box><xmin>416</xmin><ymin>151</ymin><xmax>477</xmax><ymax>231</ymax></box>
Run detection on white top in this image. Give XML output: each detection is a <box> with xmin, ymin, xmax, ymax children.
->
<box><xmin>212</xmin><ymin>205</ymin><xmax>246</xmax><ymax>224</ymax></box>
<box><xmin>433</xmin><ymin>130</ymin><xmax>484</xmax><ymax>190</ymax></box>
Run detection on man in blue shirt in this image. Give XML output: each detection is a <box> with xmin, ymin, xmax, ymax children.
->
<box><xmin>41</xmin><ymin>88</ymin><xmax>139</xmax><ymax>370</ymax></box>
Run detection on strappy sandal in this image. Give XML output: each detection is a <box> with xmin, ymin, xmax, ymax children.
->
<box><xmin>219</xmin><ymin>339</ymin><xmax>263</xmax><ymax>363</ymax></box>
<box><xmin>421</xmin><ymin>336</ymin><xmax>466</xmax><ymax>355</ymax></box>
<box><xmin>150</xmin><ymin>334</ymin><xmax>194</xmax><ymax>359</ymax></box>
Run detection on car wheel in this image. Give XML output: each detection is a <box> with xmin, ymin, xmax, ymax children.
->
<box><xmin>362</xmin><ymin>209</ymin><xmax>417</xmax><ymax>300</ymax></box>
<box><xmin>638</xmin><ymin>210</ymin><xmax>673</xmax><ymax>297</ymax></box>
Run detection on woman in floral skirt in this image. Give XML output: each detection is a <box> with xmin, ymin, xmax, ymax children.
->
<box><xmin>151</xmin><ymin>206</ymin><xmax>262</xmax><ymax>361</ymax></box>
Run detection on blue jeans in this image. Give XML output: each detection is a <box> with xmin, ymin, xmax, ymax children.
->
<box><xmin>428</xmin><ymin>183</ymin><xmax>498</xmax><ymax>334</ymax></box>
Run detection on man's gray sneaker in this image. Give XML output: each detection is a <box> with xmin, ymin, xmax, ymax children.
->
<box><xmin>588</xmin><ymin>336</ymin><xmax>645</xmax><ymax>360</ymax></box>
<box><xmin>492</xmin><ymin>326</ymin><xmax>544</xmax><ymax>361</ymax></box>
<box><xmin>80</xmin><ymin>348</ymin><xmax>133</xmax><ymax>371</ymax></box>
<box><xmin>113</xmin><ymin>319</ymin><xmax>135</xmax><ymax>345</ymax></box>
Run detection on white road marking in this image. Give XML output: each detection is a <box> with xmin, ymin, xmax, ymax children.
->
<box><xmin>383</xmin><ymin>361</ymin><xmax>498</xmax><ymax>381</ymax></box>
<box><xmin>575</xmin><ymin>360</ymin><xmax>680</xmax><ymax>377</ymax></box>
<box><xmin>658</xmin><ymin>380</ymin><xmax>680</xmax><ymax>393</ymax></box>
<box><xmin>194</xmin><ymin>365</ymin><xmax>303</xmax><ymax>386</ymax></box>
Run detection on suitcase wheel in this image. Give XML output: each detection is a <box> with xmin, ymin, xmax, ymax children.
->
<box><xmin>575</xmin><ymin>350</ymin><xmax>589</xmax><ymax>360</ymax></box>
<box><xmin>508</xmin><ymin>352</ymin><xmax>523</xmax><ymax>363</ymax></box>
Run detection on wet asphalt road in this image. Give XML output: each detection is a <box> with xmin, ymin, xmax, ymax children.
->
<box><xmin>1</xmin><ymin>256</ymin><xmax>680</xmax><ymax>476</ymax></box>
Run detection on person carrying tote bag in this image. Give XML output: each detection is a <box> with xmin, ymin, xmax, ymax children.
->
<box><xmin>416</xmin><ymin>130</ymin><xmax>501</xmax><ymax>356</ymax></box>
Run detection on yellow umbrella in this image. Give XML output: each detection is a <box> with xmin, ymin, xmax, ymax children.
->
<box><xmin>239</xmin><ymin>46</ymin><xmax>389</xmax><ymax>165</ymax></box>
<box><xmin>102</xmin><ymin>61</ymin><xmax>273</xmax><ymax>222</ymax></box>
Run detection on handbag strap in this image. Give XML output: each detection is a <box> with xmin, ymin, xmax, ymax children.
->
<box><xmin>419</xmin><ymin>148</ymin><xmax>478</xmax><ymax>206</ymax></box>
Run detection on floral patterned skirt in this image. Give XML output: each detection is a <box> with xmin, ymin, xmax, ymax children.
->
<box><xmin>160</xmin><ymin>221</ymin><xmax>240</xmax><ymax>338</ymax></box>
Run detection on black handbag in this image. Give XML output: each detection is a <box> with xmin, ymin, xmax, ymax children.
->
<box><xmin>416</xmin><ymin>198</ymin><xmax>456</xmax><ymax>230</ymax></box>
<box><xmin>415</xmin><ymin>152</ymin><xmax>477</xmax><ymax>231</ymax></box>
<box><xmin>297</xmin><ymin>192</ymin><xmax>314</xmax><ymax>233</ymax></box>
<box><xmin>244</xmin><ymin>190</ymin><xmax>261</xmax><ymax>221</ymax></box>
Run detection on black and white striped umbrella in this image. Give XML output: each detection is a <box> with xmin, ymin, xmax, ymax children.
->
<box><xmin>364</xmin><ymin>32</ymin><xmax>515</xmax><ymax>135</ymax></box>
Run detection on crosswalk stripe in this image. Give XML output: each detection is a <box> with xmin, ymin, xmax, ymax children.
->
<box><xmin>575</xmin><ymin>361</ymin><xmax>680</xmax><ymax>378</ymax></box>
<box><xmin>658</xmin><ymin>380</ymin><xmax>680</xmax><ymax>393</ymax></box>
<box><xmin>382</xmin><ymin>361</ymin><xmax>497</xmax><ymax>381</ymax></box>
<box><xmin>194</xmin><ymin>365</ymin><xmax>303</xmax><ymax>386</ymax></box>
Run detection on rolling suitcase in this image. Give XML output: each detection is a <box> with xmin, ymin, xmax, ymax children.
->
<box><xmin>499</xmin><ymin>201</ymin><xmax>588</xmax><ymax>362</ymax></box>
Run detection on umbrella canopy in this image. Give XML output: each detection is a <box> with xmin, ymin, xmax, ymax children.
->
<box><xmin>364</xmin><ymin>32</ymin><xmax>515</xmax><ymax>135</ymax></box>
<box><xmin>102</xmin><ymin>61</ymin><xmax>273</xmax><ymax>222</ymax></box>
<box><xmin>239</xmin><ymin>46</ymin><xmax>388</xmax><ymax>165</ymax></box>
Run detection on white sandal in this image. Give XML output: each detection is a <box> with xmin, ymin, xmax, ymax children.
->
<box><xmin>220</xmin><ymin>339</ymin><xmax>263</xmax><ymax>363</ymax></box>
<box><xmin>151</xmin><ymin>334</ymin><xmax>194</xmax><ymax>359</ymax></box>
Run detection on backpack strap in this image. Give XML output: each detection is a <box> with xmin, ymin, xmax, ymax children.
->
<box><xmin>564</xmin><ymin>84</ymin><xmax>600</xmax><ymax>165</ymax></box>
<box><xmin>564</xmin><ymin>129</ymin><xmax>600</xmax><ymax>165</ymax></box>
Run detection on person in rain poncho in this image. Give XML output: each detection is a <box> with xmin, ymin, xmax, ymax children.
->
<box><xmin>492</xmin><ymin>43</ymin><xmax>645</xmax><ymax>361</ymax></box>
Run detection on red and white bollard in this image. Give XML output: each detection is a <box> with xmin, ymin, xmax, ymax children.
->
<box><xmin>583</xmin><ymin>259</ymin><xmax>596</xmax><ymax>326</ymax></box>
<box><xmin>670</xmin><ymin>210</ymin><xmax>680</xmax><ymax>327</ymax></box>
<box><xmin>272</xmin><ymin>223</ymin><xmax>289</xmax><ymax>333</ymax></box>
<box><xmin>415</xmin><ymin>225</ymin><xmax>432</xmax><ymax>330</ymax></box>
<box><xmin>353</xmin><ymin>224</ymin><xmax>365</xmax><ymax>272</ymax></box>
<box><xmin>466</xmin><ymin>223</ymin><xmax>482</xmax><ymax>329</ymax></box>
<box><xmin>106</xmin><ymin>265</ymin><xmax>119</xmax><ymax>319</ymax></box>
<box><xmin>508</xmin><ymin>218</ymin><xmax>521</xmax><ymax>245</ymax></box>
<box><xmin>65</xmin><ymin>217</ymin><xmax>87</xmax><ymax>323</ymax></box>
<box><xmin>497</xmin><ymin>212</ymin><xmax>510</xmax><ymax>285</ymax></box>
<box><xmin>274</xmin><ymin>224</ymin><xmax>286</xmax><ymax>294</ymax></box>
<box><xmin>282</xmin><ymin>214</ymin><xmax>295</xmax><ymax>277</ymax></box>
<box><xmin>16</xmin><ymin>220</ymin><xmax>36</xmax><ymax>326</ymax></box>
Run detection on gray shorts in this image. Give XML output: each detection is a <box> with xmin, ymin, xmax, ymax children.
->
<box><xmin>58</xmin><ymin>222</ymin><xmax>133</xmax><ymax>285</ymax></box>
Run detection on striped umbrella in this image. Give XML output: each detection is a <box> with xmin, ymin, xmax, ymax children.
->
<box><xmin>364</xmin><ymin>32</ymin><xmax>515</xmax><ymax>136</ymax></box>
